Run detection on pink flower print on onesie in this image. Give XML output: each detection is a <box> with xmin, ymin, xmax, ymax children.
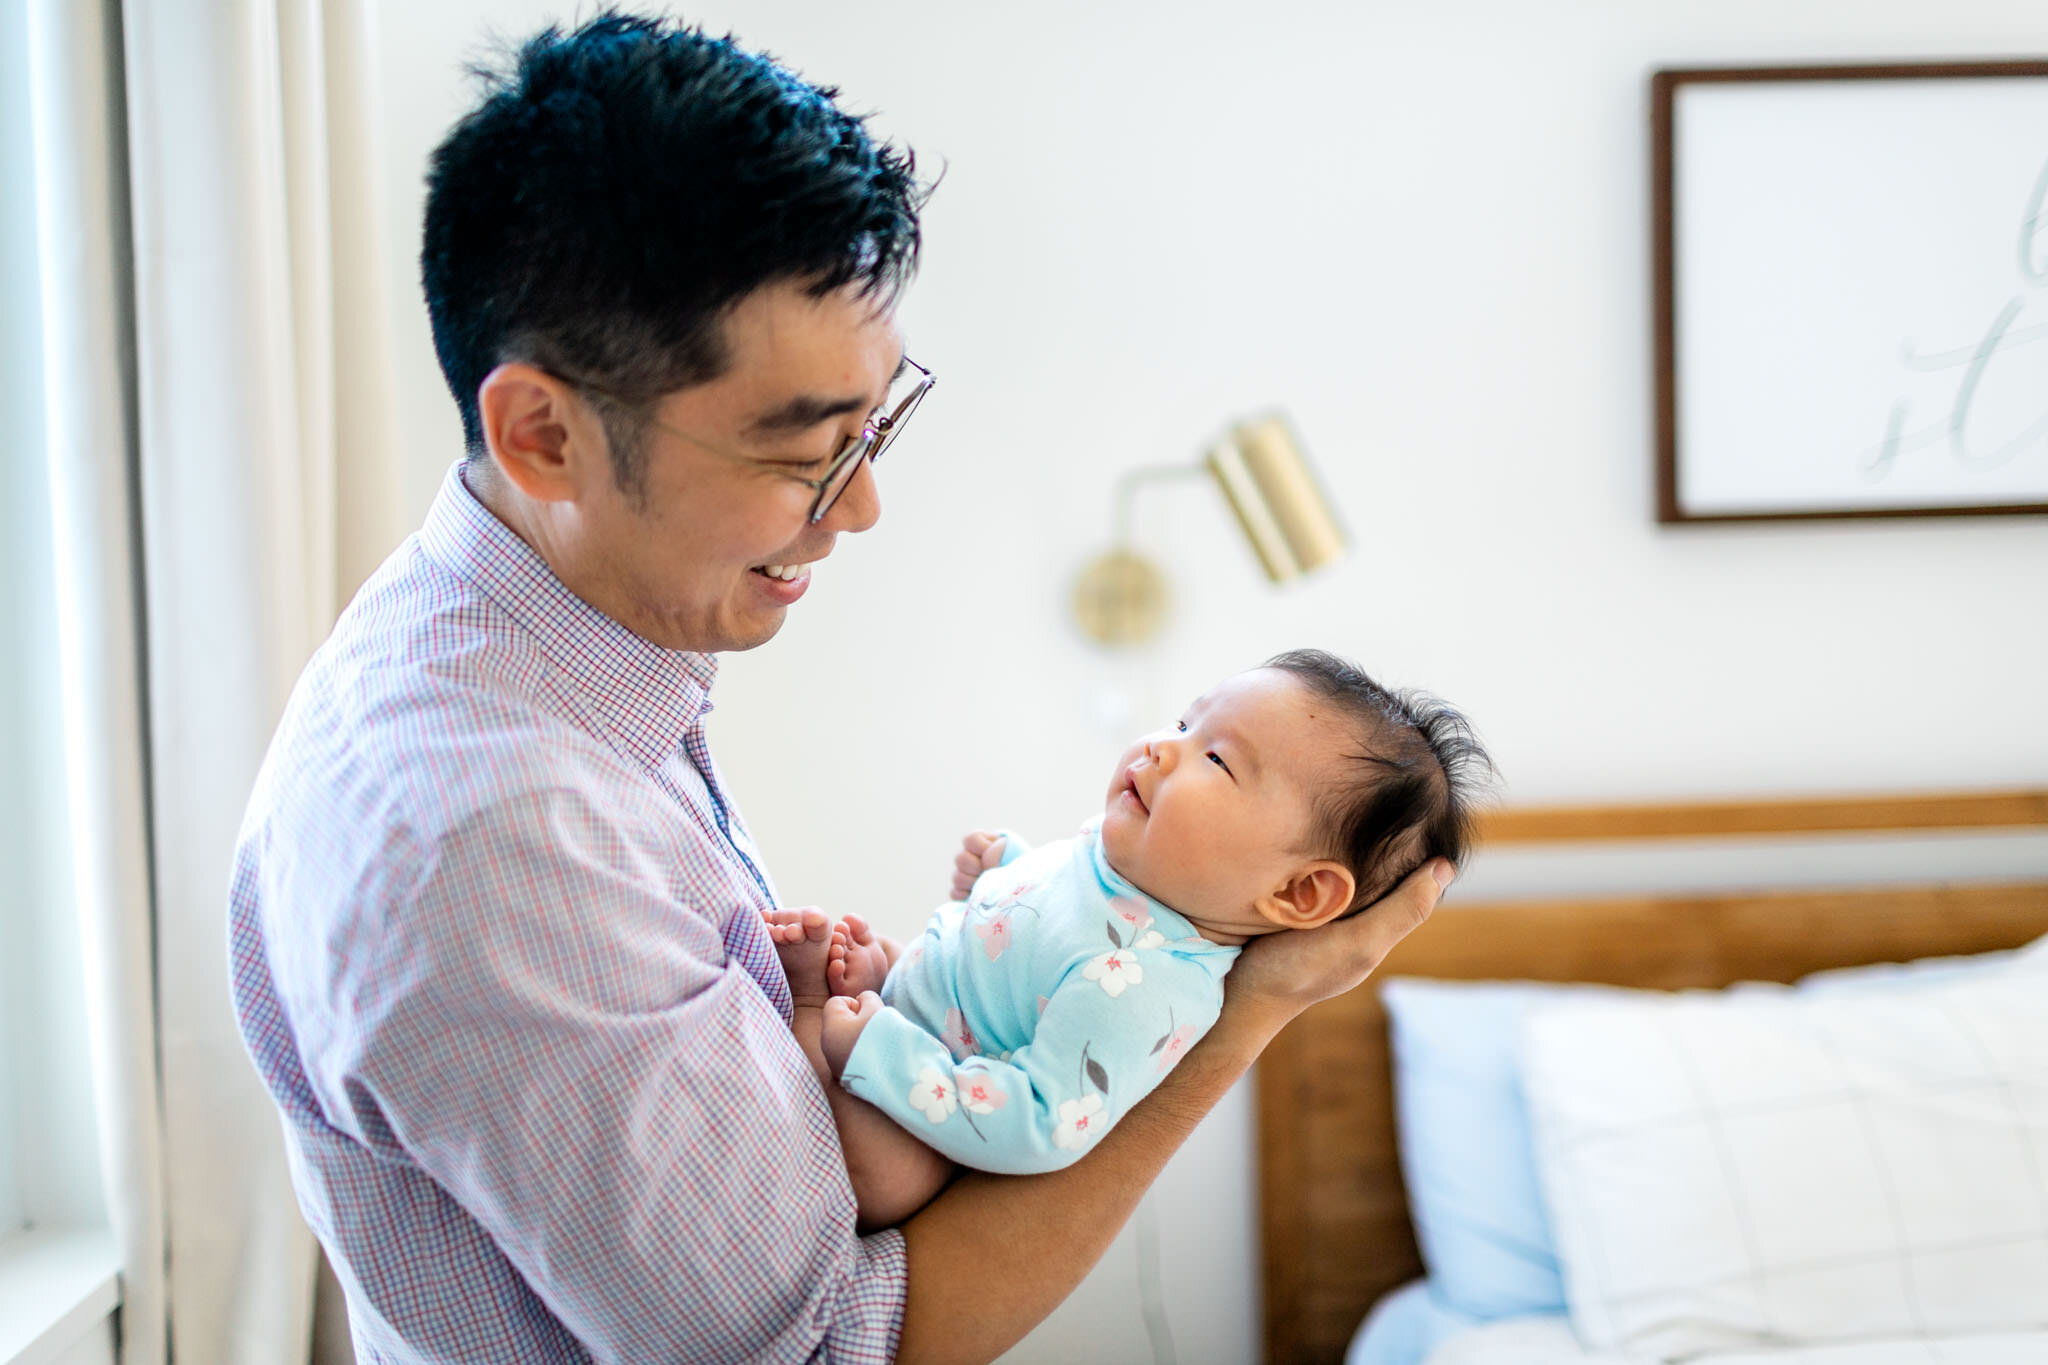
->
<box><xmin>940</xmin><ymin>1008</ymin><xmax>978</xmax><ymax>1061</ymax></box>
<box><xmin>976</xmin><ymin>913</ymin><xmax>1011</xmax><ymax>962</ymax></box>
<box><xmin>1109</xmin><ymin>894</ymin><xmax>1151</xmax><ymax>934</ymax></box>
<box><xmin>1109</xmin><ymin>895</ymin><xmax>1166</xmax><ymax>950</ymax></box>
<box><xmin>957</xmin><ymin>1072</ymin><xmax>1007</xmax><ymax>1116</ymax></box>
<box><xmin>1152</xmin><ymin>1023</ymin><xmax>1200</xmax><ymax>1074</ymax></box>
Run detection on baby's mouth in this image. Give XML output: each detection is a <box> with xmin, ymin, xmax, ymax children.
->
<box><xmin>1123</xmin><ymin>771</ymin><xmax>1149</xmax><ymax>814</ymax></box>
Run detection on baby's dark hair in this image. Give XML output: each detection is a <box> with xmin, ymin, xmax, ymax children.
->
<box><xmin>1264</xmin><ymin>648</ymin><xmax>1495</xmax><ymax>913</ymax></box>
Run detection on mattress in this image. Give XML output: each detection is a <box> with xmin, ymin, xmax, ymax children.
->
<box><xmin>1420</xmin><ymin>1317</ymin><xmax>2048</xmax><ymax>1365</ymax></box>
<box><xmin>1348</xmin><ymin>1285</ymin><xmax>2048</xmax><ymax>1365</ymax></box>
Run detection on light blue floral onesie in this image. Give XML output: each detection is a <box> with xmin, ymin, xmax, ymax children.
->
<box><xmin>838</xmin><ymin>817</ymin><xmax>1240</xmax><ymax>1175</ymax></box>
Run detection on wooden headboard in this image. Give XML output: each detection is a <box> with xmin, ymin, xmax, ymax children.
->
<box><xmin>1254</xmin><ymin>789</ymin><xmax>2048</xmax><ymax>1365</ymax></box>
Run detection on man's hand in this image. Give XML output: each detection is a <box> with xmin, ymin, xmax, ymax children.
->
<box><xmin>949</xmin><ymin>830</ymin><xmax>1007</xmax><ymax>901</ymax></box>
<box><xmin>1223</xmin><ymin>859</ymin><xmax>1450</xmax><ymax>1030</ymax></box>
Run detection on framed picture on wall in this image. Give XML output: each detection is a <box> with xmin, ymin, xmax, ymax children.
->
<box><xmin>1653</xmin><ymin>61</ymin><xmax>2048</xmax><ymax>522</ymax></box>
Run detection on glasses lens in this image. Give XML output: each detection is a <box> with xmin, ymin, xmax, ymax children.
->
<box><xmin>810</xmin><ymin>361</ymin><xmax>933</xmax><ymax>522</ymax></box>
<box><xmin>869</xmin><ymin>367</ymin><xmax>932</xmax><ymax>465</ymax></box>
<box><xmin>810</xmin><ymin>432</ymin><xmax>871</xmax><ymax>522</ymax></box>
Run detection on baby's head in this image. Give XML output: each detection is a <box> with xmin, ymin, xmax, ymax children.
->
<box><xmin>1099</xmin><ymin>648</ymin><xmax>1492</xmax><ymax>943</ymax></box>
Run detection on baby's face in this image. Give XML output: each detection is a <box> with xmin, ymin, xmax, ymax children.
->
<box><xmin>1099</xmin><ymin>668</ymin><xmax>1345</xmax><ymax>940</ymax></box>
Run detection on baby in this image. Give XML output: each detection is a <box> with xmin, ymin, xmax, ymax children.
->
<box><xmin>765</xmin><ymin>648</ymin><xmax>1491</xmax><ymax>1229</ymax></box>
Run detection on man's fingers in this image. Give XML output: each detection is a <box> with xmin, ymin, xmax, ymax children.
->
<box><xmin>1351</xmin><ymin>859</ymin><xmax>1449</xmax><ymax>963</ymax></box>
<box><xmin>1220</xmin><ymin>859</ymin><xmax>1452</xmax><ymax>1019</ymax></box>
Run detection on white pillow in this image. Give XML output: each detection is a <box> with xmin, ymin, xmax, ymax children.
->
<box><xmin>1521</xmin><ymin>969</ymin><xmax>2048</xmax><ymax>1359</ymax></box>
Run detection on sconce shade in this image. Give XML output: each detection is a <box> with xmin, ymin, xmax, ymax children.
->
<box><xmin>1204</xmin><ymin>415</ymin><xmax>1347</xmax><ymax>583</ymax></box>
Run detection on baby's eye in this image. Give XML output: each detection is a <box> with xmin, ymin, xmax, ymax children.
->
<box><xmin>1207</xmin><ymin>752</ymin><xmax>1232</xmax><ymax>775</ymax></box>
<box><xmin>1176</xmin><ymin>720</ymin><xmax>1188</xmax><ymax>732</ymax></box>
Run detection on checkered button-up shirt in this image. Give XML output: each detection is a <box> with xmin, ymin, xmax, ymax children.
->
<box><xmin>229</xmin><ymin>462</ymin><xmax>905</xmax><ymax>1363</ymax></box>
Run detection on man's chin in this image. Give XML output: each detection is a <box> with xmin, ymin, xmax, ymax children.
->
<box><xmin>634</xmin><ymin>603</ymin><xmax>786</xmax><ymax>654</ymax></box>
<box><xmin>721</xmin><ymin>605</ymin><xmax>789</xmax><ymax>653</ymax></box>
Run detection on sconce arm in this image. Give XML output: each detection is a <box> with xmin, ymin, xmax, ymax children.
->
<box><xmin>1111</xmin><ymin>463</ymin><xmax>1208</xmax><ymax>545</ymax></box>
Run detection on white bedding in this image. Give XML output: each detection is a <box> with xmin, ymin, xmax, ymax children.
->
<box><xmin>1422</xmin><ymin>1317</ymin><xmax>2048</xmax><ymax>1364</ymax></box>
<box><xmin>1349</xmin><ymin>946</ymin><xmax>2048</xmax><ymax>1365</ymax></box>
<box><xmin>1520</xmin><ymin>967</ymin><xmax>2048</xmax><ymax>1356</ymax></box>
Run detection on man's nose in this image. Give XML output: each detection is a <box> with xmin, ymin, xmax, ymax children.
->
<box><xmin>819</xmin><ymin>455</ymin><xmax>881</xmax><ymax>534</ymax></box>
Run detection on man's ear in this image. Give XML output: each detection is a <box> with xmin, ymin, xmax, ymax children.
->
<box><xmin>1255</xmin><ymin>861</ymin><xmax>1357</xmax><ymax>932</ymax></box>
<box><xmin>476</xmin><ymin>362</ymin><xmax>605</xmax><ymax>503</ymax></box>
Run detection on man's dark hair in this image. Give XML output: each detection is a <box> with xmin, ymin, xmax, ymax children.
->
<box><xmin>420</xmin><ymin>10</ymin><xmax>927</xmax><ymax>493</ymax></box>
<box><xmin>1264</xmin><ymin>648</ymin><xmax>1496</xmax><ymax>912</ymax></box>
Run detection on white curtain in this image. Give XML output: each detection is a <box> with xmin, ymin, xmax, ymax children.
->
<box><xmin>30</xmin><ymin>0</ymin><xmax>406</xmax><ymax>1360</ymax></box>
<box><xmin>26</xmin><ymin>0</ymin><xmax>165</xmax><ymax>1358</ymax></box>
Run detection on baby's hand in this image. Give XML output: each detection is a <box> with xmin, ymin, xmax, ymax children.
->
<box><xmin>820</xmin><ymin>990</ymin><xmax>883</xmax><ymax>1078</ymax></box>
<box><xmin>950</xmin><ymin>830</ymin><xmax>1007</xmax><ymax>901</ymax></box>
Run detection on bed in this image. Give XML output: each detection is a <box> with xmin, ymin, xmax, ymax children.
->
<box><xmin>1255</xmin><ymin>788</ymin><xmax>2048</xmax><ymax>1365</ymax></box>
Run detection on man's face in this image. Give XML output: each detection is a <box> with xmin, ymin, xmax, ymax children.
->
<box><xmin>1100</xmin><ymin>668</ymin><xmax>1346</xmax><ymax>938</ymax></box>
<box><xmin>571</xmin><ymin>279</ymin><xmax>904</xmax><ymax>653</ymax></box>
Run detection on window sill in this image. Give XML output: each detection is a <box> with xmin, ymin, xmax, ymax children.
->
<box><xmin>0</xmin><ymin>1228</ymin><xmax>118</xmax><ymax>1365</ymax></box>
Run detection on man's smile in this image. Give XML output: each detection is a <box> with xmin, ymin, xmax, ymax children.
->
<box><xmin>749</xmin><ymin>559</ymin><xmax>815</xmax><ymax>603</ymax></box>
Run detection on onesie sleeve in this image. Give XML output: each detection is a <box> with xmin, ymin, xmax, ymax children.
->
<box><xmin>837</xmin><ymin>945</ymin><xmax>1222</xmax><ymax>1175</ymax></box>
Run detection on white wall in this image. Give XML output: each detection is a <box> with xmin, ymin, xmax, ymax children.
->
<box><xmin>372</xmin><ymin>3</ymin><xmax>2048</xmax><ymax>1360</ymax></box>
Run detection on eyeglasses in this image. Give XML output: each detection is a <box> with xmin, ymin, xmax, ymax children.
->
<box><xmin>797</xmin><ymin>355</ymin><xmax>934</xmax><ymax>523</ymax></box>
<box><xmin>557</xmin><ymin>356</ymin><xmax>935</xmax><ymax>524</ymax></box>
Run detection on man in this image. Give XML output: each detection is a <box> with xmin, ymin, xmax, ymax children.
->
<box><xmin>230</xmin><ymin>14</ymin><xmax>1445</xmax><ymax>1362</ymax></box>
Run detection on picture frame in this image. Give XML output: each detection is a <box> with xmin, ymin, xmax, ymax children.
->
<box><xmin>1653</xmin><ymin>61</ymin><xmax>2048</xmax><ymax>523</ymax></box>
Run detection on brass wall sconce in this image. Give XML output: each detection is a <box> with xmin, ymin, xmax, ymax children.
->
<box><xmin>1072</xmin><ymin>412</ymin><xmax>1347</xmax><ymax>646</ymax></box>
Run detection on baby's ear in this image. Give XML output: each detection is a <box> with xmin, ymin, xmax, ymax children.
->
<box><xmin>1256</xmin><ymin>861</ymin><xmax>1356</xmax><ymax>932</ymax></box>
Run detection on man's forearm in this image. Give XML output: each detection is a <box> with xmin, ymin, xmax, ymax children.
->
<box><xmin>890</xmin><ymin>858</ymin><xmax>1446</xmax><ymax>1365</ymax></box>
<box><xmin>892</xmin><ymin>1000</ymin><xmax>1280</xmax><ymax>1365</ymax></box>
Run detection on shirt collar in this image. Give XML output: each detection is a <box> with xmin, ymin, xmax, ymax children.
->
<box><xmin>418</xmin><ymin>461</ymin><xmax>716</xmax><ymax>765</ymax></box>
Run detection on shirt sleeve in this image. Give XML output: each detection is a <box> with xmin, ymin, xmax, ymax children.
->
<box><xmin>837</xmin><ymin>938</ymin><xmax>1223</xmax><ymax>1176</ymax></box>
<box><xmin>313</xmin><ymin>784</ymin><xmax>904</xmax><ymax>1364</ymax></box>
